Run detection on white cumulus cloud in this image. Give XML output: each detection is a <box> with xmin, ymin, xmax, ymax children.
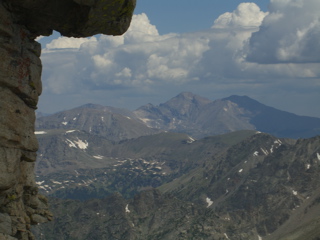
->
<box><xmin>212</xmin><ymin>3</ymin><xmax>268</xmax><ymax>29</ymax></box>
<box><xmin>46</xmin><ymin>36</ymin><xmax>97</xmax><ymax>49</ymax></box>
<box><xmin>38</xmin><ymin>3</ymin><xmax>320</xmax><ymax>118</ymax></box>
<box><xmin>41</xmin><ymin>13</ymin><xmax>210</xmax><ymax>93</ymax></box>
<box><xmin>247</xmin><ymin>0</ymin><xmax>320</xmax><ymax>63</ymax></box>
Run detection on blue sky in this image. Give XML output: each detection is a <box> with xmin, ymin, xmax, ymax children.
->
<box><xmin>134</xmin><ymin>0</ymin><xmax>270</xmax><ymax>34</ymax></box>
<box><xmin>37</xmin><ymin>0</ymin><xmax>320</xmax><ymax>118</ymax></box>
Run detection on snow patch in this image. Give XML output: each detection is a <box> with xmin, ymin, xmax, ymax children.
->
<box><xmin>139</xmin><ymin>118</ymin><xmax>150</xmax><ymax>123</ymax></box>
<box><xmin>224</xmin><ymin>233</ymin><xmax>230</xmax><ymax>239</ymax></box>
<box><xmin>35</xmin><ymin>131</ymin><xmax>47</xmax><ymax>135</ymax></box>
<box><xmin>74</xmin><ymin>138</ymin><xmax>88</xmax><ymax>149</ymax></box>
<box><xmin>274</xmin><ymin>139</ymin><xmax>282</xmax><ymax>144</ymax></box>
<box><xmin>51</xmin><ymin>180</ymin><xmax>62</xmax><ymax>185</ymax></box>
<box><xmin>125</xmin><ymin>204</ymin><xmax>130</xmax><ymax>213</ymax></box>
<box><xmin>73</xmin><ymin>117</ymin><xmax>77</xmax><ymax>120</ymax></box>
<box><xmin>239</xmin><ymin>169</ymin><xmax>243</xmax><ymax>173</ymax></box>
<box><xmin>206</xmin><ymin>197</ymin><xmax>213</xmax><ymax>208</ymax></box>
<box><xmin>62</xmin><ymin>122</ymin><xmax>68</xmax><ymax>125</ymax></box>
<box><xmin>139</xmin><ymin>118</ymin><xmax>152</xmax><ymax>126</ymax></box>
<box><xmin>317</xmin><ymin>152</ymin><xmax>320</xmax><ymax>161</ymax></box>
<box><xmin>66</xmin><ymin>138</ymin><xmax>88</xmax><ymax>150</ymax></box>
<box><xmin>258</xmin><ymin>235</ymin><xmax>262</xmax><ymax>240</ymax></box>
<box><xmin>292</xmin><ymin>190</ymin><xmax>298</xmax><ymax>196</ymax></box>
<box><xmin>306</xmin><ymin>164</ymin><xmax>311</xmax><ymax>170</ymax></box>
<box><xmin>260</xmin><ymin>148</ymin><xmax>269</xmax><ymax>155</ymax></box>
<box><xmin>36</xmin><ymin>181</ymin><xmax>44</xmax><ymax>185</ymax></box>
<box><xmin>187</xmin><ymin>136</ymin><xmax>195</xmax><ymax>143</ymax></box>
<box><xmin>66</xmin><ymin>139</ymin><xmax>77</xmax><ymax>148</ymax></box>
<box><xmin>93</xmin><ymin>155</ymin><xmax>104</xmax><ymax>159</ymax></box>
<box><xmin>253</xmin><ymin>151</ymin><xmax>259</xmax><ymax>156</ymax></box>
<box><xmin>270</xmin><ymin>145</ymin><xmax>274</xmax><ymax>153</ymax></box>
<box><xmin>66</xmin><ymin>130</ymin><xmax>76</xmax><ymax>133</ymax></box>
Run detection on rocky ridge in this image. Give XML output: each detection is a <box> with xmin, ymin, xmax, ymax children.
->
<box><xmin>134</xmin><ymin>92</ymin><xmax>320</xmax><ymax>139</ymax></box>
<box><xmin>32</xmin><ymin>133</ymin><xmax>320</xmax><ymax>239</ymax></box>
<box><xmin>36</xmin><ymin>104</ymin><xmax>159</xmax><ymax>142</ymax></box>
<box><xmin>36</xmin><ymin>92</ymin><xmax>320</xmax><ymax>142</ymax></box>
<box><xmin>34</xmin><ymin>130</ymin><xmax>254</xmax><ymax>200</ymax></box>
<box><xmin>0</xmin><ymin>0</ymin><xmax>135</xmax><ymax>239</ymax></box>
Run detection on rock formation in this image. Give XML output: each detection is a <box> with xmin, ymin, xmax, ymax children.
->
<box><xmin>0</xmin><ymin>0</ymin><xmax>135</xmax><ymax>239</ymax></box>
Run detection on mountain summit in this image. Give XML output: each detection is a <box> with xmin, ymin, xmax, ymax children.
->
<box><xmin>224</xmin><ymin>95</ymin><xmax>320</xmax><ymax>138</ymax></box>
<box><xmin>134</xmin><ymin>92</ymin><xmax>320</xmax><ymax>139</ymax></box>
<box><xmin>37</xmin><ymin>93</ymin><xmax>320</xmax><ymax>139</ymax></box>
<box><xmin>36</xmin><ymin>104</ymin><xmax>159</xmax><ymax>142</ymax></box>
<box><xmin>133</xmin><ymin>92</ymin><xmax>212</xmax><ymax>132</ymax></box>
<box><xmin>162</xmin><ymin>92</ymin><xmax>212</xmax><ymax>116</ymax></box>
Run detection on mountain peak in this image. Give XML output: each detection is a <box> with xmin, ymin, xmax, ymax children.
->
<box><xmin>176</xmin><ymin>92</ymin><xmax>197</xmax><ymax>99</ymax></box>
<box><xmin>224</xmin><ymin>95</ymin><xmax>258</xmax><ymax>103</ymax></box>
<box><xmin>158</xmin><ymin>92</ymin><xmax>212</xmax><ymax>119</ymax></box>
<box><xmin>223</xmin><ymin>95</ymin><xmax>267</xmax><ymax>111</ymax></box>
<box><xmin>134</xmin><ymin>93</ymin><xmax>320</xmax><ymax>139</ymax></box>
<box><xmin>78</xmin><ymin>103</ymin><xmax>105</xmax><ymax>109</ymax></box>
<box><xmin>164</xmin><ymin>92</ymin><xmax>212</xmax><ymax>108</ymax></box>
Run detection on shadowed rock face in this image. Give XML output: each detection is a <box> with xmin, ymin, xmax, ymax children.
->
<box><xmin>7</xmin><ymin>0</ymin><xmax>136</xmax><ymax>37</ymax></box>
<box><xmin>0</xmin><ymin>0</ymin><xmax>135</xmax><ymax>239</ymax></box>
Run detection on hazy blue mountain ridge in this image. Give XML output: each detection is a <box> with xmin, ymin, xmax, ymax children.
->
<box><xmin>224</xmin><ymin>95</ymin><xmax>320</xmax><ymax>138</ymax></box>
<box><xmin>133</xmin><ymin>92</ymin><xmax>320</xmax><ymax>139</ymax></box>
<box><xmin>36</xmin><ymin>92</ymin><xmax>320</xmax><ymax>140</ymax></box>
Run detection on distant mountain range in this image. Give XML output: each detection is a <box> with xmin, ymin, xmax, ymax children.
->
<box><xmin>36</xmin><ymin>92</ymin><xmax>320</xmax><ymax>140</ymax></box>
<box><xmin>36</xmin><ymin>103</ymin><xmax>160</xmax><ymax>142</ymax></box>
<box><xmin>33</xmin><ymin>131</ymin><xmax>320</xmax><ymax>240</ymax></box>
<box><xmin>134</xmin><ymin>92</ymin><xmax>320</xmax><ymax>139</ymax></box>
<box><xmin>35</xmin><ymin>128</ymin><xmax>256</xmax><ymax>198</ymax></box>
<box><xmin>33</xmin><ymin>92</ymin><xmax>320</xmax><ymax>240</ymax></box>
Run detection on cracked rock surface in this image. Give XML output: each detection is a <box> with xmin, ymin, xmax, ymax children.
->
<box><xmin>0</xmin><ymin>0</ymin><xmax>135</xmax><ymax>239</ymax></box>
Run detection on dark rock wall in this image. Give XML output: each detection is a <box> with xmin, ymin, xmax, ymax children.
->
<box><xmin>7</xmin><ymin>0</ymin><xmax>136</xmax><ymax>37</ymax></box>
<box><xmin>0</xmin><ymin>0</ymin><xmax>135</xmax><ymax>239</ymax></box>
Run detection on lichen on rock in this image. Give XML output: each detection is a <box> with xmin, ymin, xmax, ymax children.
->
<box><xmin>0</xmin><ymin>0</ymin><xmax>135</xmax><ymax>239</ymax></box>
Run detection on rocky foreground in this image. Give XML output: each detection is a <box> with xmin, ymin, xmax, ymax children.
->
<box><xmin>33</xmin><ymin>132</ymin><xmax>320</xmax><ymax>240</ymax></box>
<box><xmin>0</xmin><ymin>0</ymin><xmax>135</xmax><ymax>239</ymax></box>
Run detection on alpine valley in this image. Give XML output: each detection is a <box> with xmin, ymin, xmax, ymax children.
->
<box><xmin>33</xmin><ymin>93</ymin><xmax>320</xmax><ymax>240</ymax></box>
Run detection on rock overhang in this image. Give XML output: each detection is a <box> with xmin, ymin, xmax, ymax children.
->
<box><xmin>0</xmin><ymin>0</ymin><xmax>136</xmax><ymax>239</ymax></box>
<box><xmin>6</xmin><ymin>0</ymin><xmax>136</xmax><ymax>38</ymax></box>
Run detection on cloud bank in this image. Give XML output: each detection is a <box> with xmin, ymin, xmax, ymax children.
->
<box><xmin>247</xmin><ymin>0</ymin><xmax>320</xmax><ymax>63</ymax></box>
<box><xmin>39</xmin><ymin>1</ymin><xmax>320</xmax><ymax>118</ymax></box>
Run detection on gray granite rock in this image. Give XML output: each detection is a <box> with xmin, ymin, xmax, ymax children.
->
<box><xmin>0</xmin><ymin>0</ymin><xmax>135</xmax><ymax>239</ymax></box>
